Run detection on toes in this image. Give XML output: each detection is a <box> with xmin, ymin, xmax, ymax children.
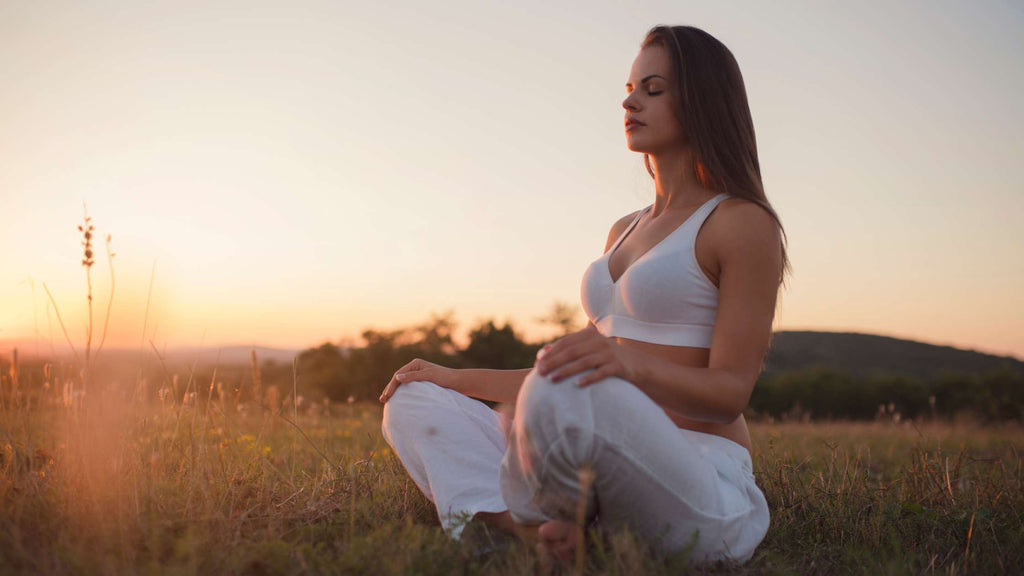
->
<box><xmin>537</xmin><ymin>520</ymin><xmax>583</xmax><ymax>565</ymax></box>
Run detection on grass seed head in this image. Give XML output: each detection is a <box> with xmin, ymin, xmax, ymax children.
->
<box><xmin>79</xmin><ymin>217</ymin><xmax>95</xmax><ymax>268</ymax></box>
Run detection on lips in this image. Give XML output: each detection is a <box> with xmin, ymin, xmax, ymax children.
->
<box><xmin>625</xmin><ymin>118</ymin><xmax>646</xmax><ymax>130</ymax></box>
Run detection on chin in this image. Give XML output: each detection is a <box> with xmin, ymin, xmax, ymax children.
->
<box><xmin>624</xmin><ymin>137</ymin><xmax>652</xmax><ymax>154</ymax></box>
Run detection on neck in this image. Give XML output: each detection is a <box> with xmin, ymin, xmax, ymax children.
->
<box><xmin>648</xmin><ymin>150</ymin><xmax>716</xmax><ymax>215</ymax></box>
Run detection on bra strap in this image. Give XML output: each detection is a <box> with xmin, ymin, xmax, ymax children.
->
<box><xmin>608</xmin><ymin>207</ymin><xmax>649</xmax><ymax>253</ymax></box>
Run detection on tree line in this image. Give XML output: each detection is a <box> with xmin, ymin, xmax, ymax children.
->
<box><xmin>2</xmin><ymin>305</ymin><xmax>1020</xmax><ymax>423</ymax></box>
<box><xmin>261</xmin><ymin>311</ymin><xmax>548</xmax><ymax>403</ymax></box>
<box><xmin>261</xmin><ymin>311</ymin><xmax>1022</xmax><ymax>423</ymax></box>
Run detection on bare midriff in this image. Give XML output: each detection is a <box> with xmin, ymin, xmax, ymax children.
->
<box><xmin>614</xmin><ymin>337</ymin><xmax>752</xmax><ymax>453</ymax></box>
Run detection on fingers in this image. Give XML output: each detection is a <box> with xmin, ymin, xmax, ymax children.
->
<box><xmin>540</xmin><ymin>329</ymin><xmax>605</xmax><ymax>364</ymax></box>
<box><xmin>397</xmin><ymin>370</ymin><xmax>424</xmax><ymax>384</ymax></box>
<box><xmin>379</xmin><ymin>377</ymin><xmax>398</xmax><ymax>403</ymax></box>
<box><xmin>537</xmin><ymin>339</ymin><xmax>601</xmax><ymax>377</ymax></box>
<box><xmin>535</xmin><ymin>344</ymin><xmax>551</xmax><ymax>360</ymax></box>
<box><xmin>380</xmin><ymin>373</ymin><xmax>403</xmax><ymax>399</ymax></box>
<box><xmin>379</xmin><ymin>360</ymin><xmax>423</xmax><ymax>403</ymax></box>
<box><xmin>536</xmin><ymin>343</ymin><xmax>572</xmax><ymax>375</ymax></box>
<box><xmin>577</xmin><ymin>365</ymin><xmax>613</xmax><ymax>387</ymax></box>
<box><xmin>537</xmin><ymin>338</ymin><xmax>620</xmax><ymax>385</ymax></box>
<box><xmin>547</xmin><ymin>356</ymin><xmax>601</xmax><ymax>383</ymax></box>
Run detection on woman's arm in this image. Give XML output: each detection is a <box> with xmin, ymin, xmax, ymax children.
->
<box><xmin>536</xmin><ymin>200</ymin><xmax>783</xmax><ymax>424</ymax></box>
<box><xmin>380</xmin><ymin>359</ymin><xmax>533</xmax><ymax>404</ymax></box>
<box><xmin>455</xmin><ymin>368</ymin><xmax>533</xmax><ymax>404</ymax></box>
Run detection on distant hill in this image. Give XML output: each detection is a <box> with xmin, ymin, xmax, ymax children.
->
<box><xmin>764</xmin><ymin>331</ymin><xmax>1024</xmax><ymax>380</ymax></box>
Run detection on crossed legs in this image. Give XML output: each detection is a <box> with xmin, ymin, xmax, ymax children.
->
<box><xmin>382</xmin><ymin>368</ymin><xmax>769</xmax><ymax>562</ymax></box>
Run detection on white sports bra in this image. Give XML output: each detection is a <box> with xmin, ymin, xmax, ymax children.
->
<box><xmin>580</xmin><ymin>193</ymin><xmax>730</xmax><ymax>348</ymax></box>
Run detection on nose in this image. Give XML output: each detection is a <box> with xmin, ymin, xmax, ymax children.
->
<box><xmin>622</xmin><ymin>92</ymin><xmax>639</xmax><ymax>112</ymax></box>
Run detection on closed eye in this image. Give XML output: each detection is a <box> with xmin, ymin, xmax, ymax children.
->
<box><xmin>626</xmin><ymin>73</ymin><xmax>669</xmax><ymax>94</ymax></box>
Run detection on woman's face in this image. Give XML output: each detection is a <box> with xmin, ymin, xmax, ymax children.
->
<box><xmin>622</xmin><ymin>45</ymin><xmax>686</xmax><ymax>155</ymax></box>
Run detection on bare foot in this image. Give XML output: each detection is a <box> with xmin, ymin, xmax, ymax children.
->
<box><xmin>537</xmin><ymin>519</ymin><xmax>583</xmax><ymax>565</ymax></box>
<box><xmin>473</xmin><ymin>511</ymin><xmax>540</xmax><ymax>543</ymax></box>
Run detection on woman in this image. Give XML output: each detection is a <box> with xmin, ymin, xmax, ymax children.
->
<box><xmin>379</xmin><ymin>25</ymin><xmax>788</xmax><ymax>564</ymax></box>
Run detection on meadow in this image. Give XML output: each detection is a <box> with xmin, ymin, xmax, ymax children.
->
<box><xmin>0</xmin><ymin>388</ymin><xmax>1020</xmax><ymax>575</ymax></box>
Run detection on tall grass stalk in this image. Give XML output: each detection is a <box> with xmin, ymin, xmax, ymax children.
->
<box><xmin>36</xmin><ymin>207</ymin><xmax>115</xmax><ymax>409</ymax></box>
<box><xmin>94</xmin><ymin>232</ymin><xmax>116</xmax><ymax>362</ymax></box>
<box><xmin>134</xmin><ymin>259</ymin><xmax>156</xmax><ymax>395</ymax></box>
<box><xmin>575</xmin><ymin>464</ymin><xmax>595</xmax><ymax>575</ymax></box>
<box><xmin>42</xmin><ymin>283</ymin><xmax>79</xmax><ymax>367</ymax></box>
<box><xmin>78</xmin><ymin>203</ymin><xmax>96</xmax><ymax>397</ymax></box>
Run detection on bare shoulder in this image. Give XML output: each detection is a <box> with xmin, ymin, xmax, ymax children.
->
<box><xmin>603</xmin><ymin>208</ymin><xmax>644</xmax><ymax>253</ymax></box>
<box><xmin>706</xmin><ymin>197</ymin><xmax>782</xmax><ymax>252</ymax></box>
<box><xmin>708</xmin><ymin>194</ymin><xmax>786</xmax><ymax>280</ymax></box>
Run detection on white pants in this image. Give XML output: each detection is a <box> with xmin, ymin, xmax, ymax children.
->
<box><xmin>381</xmin><ymin>367</ymin><xmax>770</xmax><ymax>563</ymax></box>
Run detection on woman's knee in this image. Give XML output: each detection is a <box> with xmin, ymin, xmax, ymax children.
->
<box><xmin>516</xmin><ymin>368</ymin><xmax>597</xmax><ymax>442</ymax></box>
<box><xmin>381</xmin><ymin>380</ymin><xmax>448</xmax><ymax>437</ymax></box>
<box><xmin>516</xmin><ymin>369</ymin><xmax>563</xmax><ymax>427</ymax></box>
<box><xmin>516</xmin><ymin>369</ymin><xmax>641</xmax><ymax>442</ymax></box>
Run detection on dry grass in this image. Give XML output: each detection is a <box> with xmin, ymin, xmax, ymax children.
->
<box><xmin>751</xmin><ymin>421</ymin><xmax>1022</xmax><ymax>574</ymax></box>
<box><xmin>0</xmin><ymin>388</ymin><xmax>1020</xmax><ymax>575</ymax></box>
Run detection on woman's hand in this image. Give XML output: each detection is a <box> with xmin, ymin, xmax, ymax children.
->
<box><xmin>534</xmin><ymin>324</ymin><xmax>643</xmax><ymax>387</ymax></box>
<box><xmin>378</xmin><ymin>358</ymin><xmax>461</xmax><ymax>403</ymax></box>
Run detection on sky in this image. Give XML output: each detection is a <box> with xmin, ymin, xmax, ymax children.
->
<box><xmin>1</xmin><ymin>0</ymin><xmax>1022</xmax><ymax>359</ymax></box>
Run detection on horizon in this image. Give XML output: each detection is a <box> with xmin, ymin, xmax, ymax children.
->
<box><xmin>2</xmin><ymin>326</ymin><xmax>1021</xmax><ymax>364</ymax></box>
<box><xmin>2</xmin><ymin>1</ymin><xmax>1022</xmax><ymax>360</ymax></box>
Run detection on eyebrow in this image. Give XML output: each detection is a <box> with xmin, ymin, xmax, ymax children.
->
<box><xmin>626</xmin><ymin>74</ymin><xmax>667</xmax><ymax>89</ymax></box>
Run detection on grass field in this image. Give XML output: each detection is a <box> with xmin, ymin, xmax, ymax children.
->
<box><xmin>0</xmin><ymin>394</ymin><xmax>1021</xmax><ymax>575</ymax></box>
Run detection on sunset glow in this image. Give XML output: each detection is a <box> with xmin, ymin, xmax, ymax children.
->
<box><xmin>2</xmin><ymin>0</ymin><xmax>1021</xmax><ymax>359</ymax></box>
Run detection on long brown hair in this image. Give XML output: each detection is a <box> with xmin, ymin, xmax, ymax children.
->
<box><xmin>641</xmin><ymin>25</ymin><xmax>791</xmax><ymax>283</ymax></box>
